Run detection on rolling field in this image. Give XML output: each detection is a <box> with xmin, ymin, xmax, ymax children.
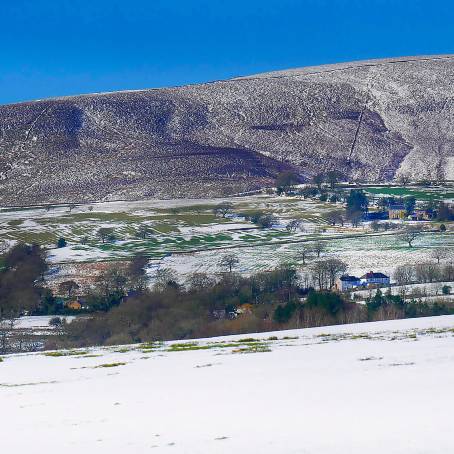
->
<box><xmin>1</xmin><ymin>191</ymin><xmax>453</xmax><ymax>285</ymax></box>
<box><xmin>2</xmin><ymin>315</ymin><xmax>454</xmax><ymax>453</ymax></box>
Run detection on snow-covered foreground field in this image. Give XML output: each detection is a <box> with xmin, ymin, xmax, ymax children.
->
<box><xmin>2</xmin><ymin>316</ymin><xmax>454</xmax><ymax>453</ymax></box>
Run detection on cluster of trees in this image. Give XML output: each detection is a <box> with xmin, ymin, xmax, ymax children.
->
<box><xmin>59</xmin><ymin>254</ymin><xmax>454</xmax><ymax>350</ymax></box>
<box><xmin>394</xmin><ymin>261</ymin><xmax>454</xmax><ymax>286</ymax></box>
<box><xmin>0</xmin><ymin>243</ymin><xmax>48</xmax><ymax>319</ymax></box>
<box><xmin>244</xmin><ymin>211</ymin><xmax>277</xmax><ymax>228</ymax></box>
<box><xmin>0</xmin><ymin>243</ymin><xmax>49</xmax><ymax>353</ymax></box>
<box><xmin>437</xmin><ymin>202</ymin><xmax>454</xmax><ymax>221</ymax></box>
<box><xmin>274</xmin><ymin>170</ymin><xmax>344</xmax><ymax>196</ymax></box>
<box><xmin>377</xmin><ymin>195</ymin><xmax>416</xmax><ymax>214</ymax></box>
<box><xmin>57</xmin><ymin>266</ymin><xmax>302</xmax><ymax>347</ymax></box>
<box><xmin>365</xmin><ymin>288</ymin><xmax>454</xmax><ymax>320</ymax></box>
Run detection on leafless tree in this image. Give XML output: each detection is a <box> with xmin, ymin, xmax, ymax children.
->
<box><xmin>393</xmin><ymin>265</ymin><xmax>415</xmax><ymax>286</ymax></box>
<box><xmin>58</xmin><ymin>280</ymin><xmax>80</xmax><ymax>298</ymax></box>
<box><xmin>415</xmin><ymin>262</ymin><xmax>441</xmax><ymax>283</ymax></box>
<box><xmin>313</xmin><ymin>241</ymin><xmax>326</xmax><ymax>258</ymax></box>
<box><xmin>326</xmin><ymin>170</ymin><xmax>343</xmax><ymax>189</ymax></box>
<box><xmin>400</xmin><ymin>225</ymin><xmax>423</xmax><ymax>247</ymax></box>
<box><xmin>219</xmin><ymin>253</ymin><xmax>240</xmax><ymax>273</ymax></box>
<box><xmin>97</xmin><ymin>227</ymin><xmax>115</xmax><ymax>243</ymax></box>
<box><xmin>348</xmin><ymin>210</ymin><xmax>363</xmax><ymax>228</ymax></box>
<box><xmin>312</xmin><ymin>173</ymin><xmax>325</xmax><ymax>190</ymax></box>
<box><xmin>0</xmin><ymin>241</ymin><xmax>8</xmax><ymax>255</ymax></box>
<box><xmin>136</xmin><ymin>224</ymin><xmax>154</xmax><ymax>239</ymax></box>
<box><xmin>431</xmin><ymin>248</ymin><xmax>449</xmax><ymax>264</ymax></box>
<box><xmin>325</xmin><ymin>210</ymin><xmax>345</xmax><ymax>226</ymax></box>
<box><xmin>286</xmin><ymin>219</ymin><xmax>303</xmax><ymax>232</ymax></box>
<box><xmin>398</xmin><ymin>173</ymin><xmax>411</xmax><ymax>186</ymax></box>
<box><xmin>153</xmin><ymin>268</ymin><xmax>178</xmax><ymax>291</ymax></box>
<box><xmin>213</xmin><ymin>202</ymin><xmax>234</xmax><ymax>218</ymax></box>
<box><xmin>187</xmin><ymin>273</ymin><xmax>216</xmax><ymax>291</ymax></box>
<box><xmin>311</xmin><ymin>258</ymin><xmax>347</xmax><ymax>289</ymax></box>
<box><xmin>297</xmin><ymin>244</ymin><xmax>314</xmax><ymax>265</ymax></box>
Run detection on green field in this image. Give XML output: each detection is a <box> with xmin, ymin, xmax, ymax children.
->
<box><xmin>362</xmin><ymin>185</ymin><xmax>454</xmax><ymax>202</ymax></box>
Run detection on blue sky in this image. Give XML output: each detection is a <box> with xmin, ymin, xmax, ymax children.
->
<box><xmin>1</xmin><ymin>0</ymin><xmax>453</xmax><ymax>104</ymax></box>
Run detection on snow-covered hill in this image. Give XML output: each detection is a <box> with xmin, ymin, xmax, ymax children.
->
<box><xmin>2</xmin><ymin>315</ymin><xmax>454</xmax><ymax>453</ymax></box>
<box><xmin>1</xmin><ymin>55</ymin><xmax>454</xmax><ymax>205</ymax></box>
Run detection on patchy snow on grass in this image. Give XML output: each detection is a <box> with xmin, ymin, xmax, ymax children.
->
<box><xmin>14</xmin><ymin>316</ymin><xmax>76</xmax><ymax>329</ymax></box>
<box><xmin>2</xmin><ymin>315</ymin><xmax>454</xmax><ymax>453</ymax></box>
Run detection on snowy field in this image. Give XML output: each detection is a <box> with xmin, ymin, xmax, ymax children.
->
<box><xmin>2</xmin><ymin>315</ymin><xmax>454</xmax><ymax>453</ymax></box>
<box><xmin>14</xmin><ymin>315</ymin><xmax>76</xmax><ymax>329</ymax></box>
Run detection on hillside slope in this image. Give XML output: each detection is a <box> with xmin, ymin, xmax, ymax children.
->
<box><xmin>2</xmin><ymin>315</ymin><xmax>454</xmax><ymax>453</ymax></box>
<box><xmin>1</xmin><ymin>55</ymin><xmax>453</xmax><ymax>205</ymax></box>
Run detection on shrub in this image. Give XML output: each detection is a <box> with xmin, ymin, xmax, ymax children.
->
<box><xmin>273</xmin><ymin>302</ymin><xmax>297</xmax><ymax>323</ymax></box>
<box><xmin>306</xmin><ymin>291</ymin><xmax>344</xmax><ymax>315</ymax></box>
<box><xmin>57</xmin><ymin>237</ymin><xmax>67</xmax><ymax>248</ymax></box>
<box><xmin>49</xmin><ymin>316</ymin><xmax>63</xmax><ymax>328</ymax></box>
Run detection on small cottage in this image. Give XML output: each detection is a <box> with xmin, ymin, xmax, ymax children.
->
<box><xmin>335</xmin><ymin>275</ymin><xmax>362</xmax><ymax>292</ymax></box>
<box><xmin>66</xmin><ymin>300</ymin><xmax>82</xmax><ymax>310</ymax></box>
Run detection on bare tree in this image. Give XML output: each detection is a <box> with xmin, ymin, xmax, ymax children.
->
<box><xmin>97</xmin><ymin>227</ymin><xmax>115</xmax><ymax>243</ymax></box>
<box><xmin>313</xmin><ymin>241</ymin><xmax>326</xmax><ymax>258</ymax></box>
<box><xmin>311</xmin><ymin>258</ymin><xmax>347</xmax><ymax>289</ymax></box>
<box><xmin>393</xmin><ymin>265</ymin><xmax>415</xmax><ymax>286</ymax></box>
<box><xmin>312</xmin><ymin>173</ymin><xmax>325</xmax><ymax>190</ymax></box>
<box><xmin>219</xmin><ymin>253</ymin><xmax>240</xmax><ymax>273</ymax></box>
<box><xmin>325</xmin><ymin>210</ymin><xmax>345</xmax><ymax>226</ymax></box>
<box><xmin>213</xmin><ymin>202</ymin><xmax>234</xmax><ymax>218</ymax></box>
<box><xmin>187</xmin><ymin>272</ymin><xmax>216</xmax><ymax>291</ymax></box>
<box><xmin>400</xmin><ymin>225</ymin><xmax>423</xmax><ymax>247</ymax></box>
<box><xmin>154</xmin><ymin>268</ymin><xmax>178</xmax><ymax>291</ymax></box>
<box><xmin>398</xmin><ymin>173</ymin><xmax>411</xmax><ymax>186</ymax></box>
<box><xmin>286</xmin><ymin>219</ymin><xmax>303</xmax><ymax>232</ymax></box>
<box><xmin>431</xmin><ymin>248</ymin><xmax>449</xmax><ymax>264</ymax></box>
<box><xmin>297</xmin><ymin>244</ymin><xmax>314</xmax><ymax>265</ymax></box>
<box><xmin>128</xmin><ymin>254</ymin><xmax>149</xmax><ymax>290</ymax></box>
<box><xmin>0</xmin><ymin>241</ymin><xmax>8</xmax><ymax>255</ymax></box>
<box><xmin>58</xmin><ymin>280</ymin><xmax>80</xmax><ymax>298</ymax></box>
<box><xmin>136</xmin><ymin>224</ymin><xmax>154</xmax><ymax>240</ymax></box>
<box><xmin>348</xmin><ymin>210</ymin><xmax>363</xmax><ymax>228</ymax></box>
<box><xmin>323</xmin><ymin>258</ymin><xmax>348</xmax><ymax>288</ymax></box>
<box><xmin>326</xmin><ymin>170</ymin><xmax>343</xmax><ymax>189</ymax></box>
<box><xmin>415</xmin><ymin>262</ymin><xmax>441</xmax><ymax>283</ymax></box>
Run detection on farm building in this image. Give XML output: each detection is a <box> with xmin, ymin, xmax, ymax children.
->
<box><xmin>360</xmin><ymin>271</ymin><xmax>390</xmax><ymax>286</ymax></box>
<box><xmin>413</xmin><ymin>209</ymin><xmax>436</xmax><ymax>221</ymax></box>
<box><xmin>388</xmin><ymin>204</ymin><xmax>407</xmax><ymax>219</ymax></box>
<box><xmin>65</xmin><ymin>300</ymin><xmax>82</xmax><ymax>310</ymax></box>
<box><xmin>335</xmin><ymin>275</ymin><xmax>362</xmax><ymax>292</ymax></box>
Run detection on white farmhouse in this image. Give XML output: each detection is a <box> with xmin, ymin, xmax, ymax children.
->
<box><xmin>360</xmin><ymin>271</ymin><xmax>390</xmax><ymax>287</ymax></box>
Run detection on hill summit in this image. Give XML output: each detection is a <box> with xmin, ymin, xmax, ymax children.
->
<box><xmin>1</xmin><ymin>55</ymin><xmax>453</xmax><ymax>205</ymax></box>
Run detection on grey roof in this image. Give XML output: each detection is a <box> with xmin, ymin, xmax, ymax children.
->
<box><xmin>339</xmin><ymin>275</ymin><xmax>361</xmax><ymax>282</ymax></box>
<box><xmin>361</xmin><ymin>272</ymin><xmax>390</xmax><ymax>279</ymax></box>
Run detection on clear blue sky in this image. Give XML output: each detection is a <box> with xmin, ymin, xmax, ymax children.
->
<box><xmin>1</xmin><ymin>0</ymin><xmax>453</xmax><ymax>105</ymax></box>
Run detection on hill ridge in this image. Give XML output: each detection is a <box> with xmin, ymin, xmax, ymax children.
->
<box><xmin>0</xmin><ymin>54</ymin><xmax>453</xmax><ymax>205</ymax></box>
